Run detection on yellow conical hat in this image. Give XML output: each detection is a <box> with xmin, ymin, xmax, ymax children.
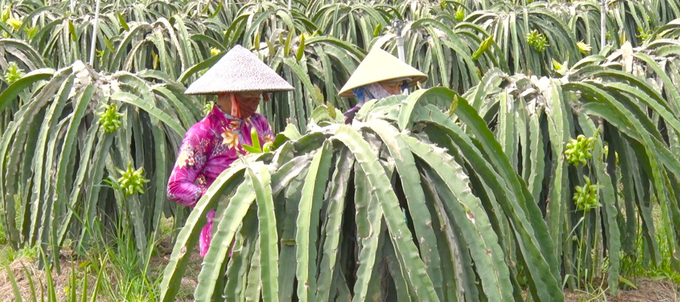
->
<box><xmin>338</xmin><ymin>47</ymin><xmax>428</xmax><ymax>98</ymax></box>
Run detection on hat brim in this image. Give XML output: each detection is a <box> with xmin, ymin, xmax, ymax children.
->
<box><xmin>338</xmin><ymin>75</ymin><xmax>427</xmax><ymax>98</ymax></box>
<box><xmin>338</xmin><ymin>47</ymin><xmax>428</xmax><ymax>98</ymax></box>
<box><xmin>184</xmin><ymin>45</ymin><xmax>294</xmax><ymax>95</ymax></box>
<box><xmin>184</xmin><ymin>87</ymin><xmax>293</xmax><ymax>95</ymax></box>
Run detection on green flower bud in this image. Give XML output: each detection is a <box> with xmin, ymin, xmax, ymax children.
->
<box><xmin>117</xmin><ymin>163</ymin><xmax>150</xmax><ymax>197</ymax></box>
<box><xmin>577</xmin><ymin>41</ymin><xmax>592</xmax><ymax>54</ymax></box>
<box><xmin>565</xmin><ymin>133</ymin><xmax>597</xmax><ymax>167</ymax></box>
<box><xmin>263</xmin><ymin>141</ymin><xmax>274</xmax><ymax>153</ymax></box>
<box><xmin>3</xmin><ymin>61</ymin><xmax>25</xmax><ymax>85</ymax></box>
<box><xmin>573</xmin><ymin>176</ymin><xmax>601</xmax><ymax>212</ymax></box>
<box><xmin>204</xmin><ymin>101</ymin><xmax>215</xmax><ymax>116</ymax></box>
<box><xmin>97</xmin><ymin>103</ymin><xmax>123</xmax><ymax>134</ymax></box>
<box><xmin>526</xmin><ymin>30</ymin><xmax>548</xmax><ymax>52</ymax></box>
<box><xmin>454</xmin><ymin>6</ymin><xmax>465</xmax><ymax>21</ymax></box>
<box><xmin>6</xmin><ymin>17</ymin><xmax>22</xmax><ymax>29</ymax></box>
<box><xmin>1</xmin><ymin>5</ymin><xmax>11</xmax><ymax>23</ymax></box>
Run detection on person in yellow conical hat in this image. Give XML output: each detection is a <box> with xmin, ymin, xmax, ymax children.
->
<box><xmin>338</xmin><ymin>46</ymin><xmax>428</xmax><ymax>123</ymax></box>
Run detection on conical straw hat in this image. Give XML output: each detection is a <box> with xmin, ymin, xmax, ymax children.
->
<box><xmin>185</xmin><ymin>45</ymin><xmax>294</xmax><ymax>95</ymax></box>
<box><xmin>338</xmin><ymin>47</ymin><xmax>428</xmax><ymax>97</ymax></box>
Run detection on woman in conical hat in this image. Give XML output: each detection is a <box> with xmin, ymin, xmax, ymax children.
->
<box><xmin>339</xmin><ymin>46</ymin><xmax>428</xmax><ymax>123</ymax></box>
<box><xmin>167</xmin><ymin>45</ymin><xmax>293</xmax><ymax>257</ymax></box>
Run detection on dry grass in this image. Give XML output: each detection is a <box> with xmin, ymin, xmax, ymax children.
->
<box><xmin>0</xmin><ymin>256</ymin><xmax>76</xmax><ymax>302</ymax></box>
<box><xmin>3</xmin><ymin>260</ymin><xmax>677</xmax><ymax>301</ymax></box>
<box><xmin>0</xmin><ymin>233</ymin><xmax>202</xmax><ymax>302</ymax></box>
<box><xmin>3</xmin><ymin>220</ymin><xmax>674</xmax><ymax>301</ymax></box>
<box><xmin>564</xmin><ymin>278</ymin><xmax>680</xmax><ymax>302</ymax></box>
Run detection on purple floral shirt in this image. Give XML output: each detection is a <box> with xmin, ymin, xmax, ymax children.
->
<box><xmin>167</xmin><ymin>104</ymin><xmax>274</xmax><ymax>256</ymax></box>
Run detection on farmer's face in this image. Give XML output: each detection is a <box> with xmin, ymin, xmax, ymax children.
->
<box><xmin>236</xmin><ymin>91</ymin><xmax>262</xmax><ymax>103</ymax></box>
<box><xmin>380</xmin><ymin>81</ymin><xmax>403</xmax><ymax>95</ymax></box>
<box><xmin>234</xmin><ymin>91</ymin><xmax>264</xmax><ymax>118</ymax></box>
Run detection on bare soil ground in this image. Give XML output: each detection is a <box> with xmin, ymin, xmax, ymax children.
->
<box><xmin>0</xmin><ymin>234</ymin><xmax>202</xmax><ymax>302</ymax></box>
<box><xmin>1</xmin><ymin>240</ymin><xmax>678</xmax><ymax>301</ymax></box>
<box><xmin>564</xmin><ymin>279</ymin><xmax>680</xmax><ymax>302</ymax></box>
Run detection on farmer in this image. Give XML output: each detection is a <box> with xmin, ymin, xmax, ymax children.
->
<box><xmin>339</xmin><ymin>46</ymin><xmax>428</xmax><ymax>123</ymax></box>
<box><xmin>167</xmin><ymin>45</ymin><xmax>293</xmax><ymax>257</ymax></box>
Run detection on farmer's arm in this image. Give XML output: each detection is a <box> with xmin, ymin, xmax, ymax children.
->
<box><xmin>167</xmin><ymin>129</ymin><xmax>208</xmax><ymax>207</ymax></box>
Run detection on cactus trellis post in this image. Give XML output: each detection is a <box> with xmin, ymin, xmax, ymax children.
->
<box><xmin>394</xmin><ymin>19</ymin><xmax>408</xmax><ymax>94</ymax></box>
<box><xmin>601</xmin><ymin>0</ymin><xmax>606</xmax><ymax>48</ymax></box>
<box><xmin>89</xmin><ymin>0</ymin><xmax>101</xmax><ymax>66</ymax></box>
<box><xmin>394</xmin><ymin>19</ymin><xmax>406</xmax><ymax>62</ymax></box>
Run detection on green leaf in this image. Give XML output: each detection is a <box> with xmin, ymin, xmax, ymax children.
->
<box><xmin>398</xmin><ymin>87</ymin><xmax>459</xmax><ymax>130</ymax></box>
<box><xmin>283</xmin><ymin>58</ymin><xmax>323</xmax><ymax>106</ymax></box>
<box><xmin>310</xmin><ymin>104</ymin><xmax>344</xmax><ymax>125</ymax></box>
<box><xmin>194</xmin><ymin>170</ymin><xmax>257</xmax><ymax>301</ymax></box>
<box><xmin>404</xmin><ymin>135</ymin><xmax>514</xmax><ymax>301</ymax></box>
<box><xmin>118</xmin><ymin>12</ymin><xmax>129</xmax><ymax>31</ymax></box>
<box><xmin>274</xmin><ymin>123</ymin><xmax>302</xmax><ymax>149</ymax></box>
<box><xmin>351</xmin><ymin>166</ymin><xmax>383</xmax><ymax>302</ymax></box>
<box><xmin>578</xmin><ymin>115</ymin><xmax>621</xmax><ymax>296</ymax></box>
<box><xmin>527</xmin><ymin>111</ymin><xmax>545</xmax><ymax>201</ymax></box>
<box><xmin>244</xmin><ymin>240</ymin><xmax>262</xmax><ymax>301</ymax></box>
<box><xmin>4</xmin><ymin>261</ymin><xmax>23</xmax><ymax>302</ymax></box>
<box><xmin>159</xmin><ymin>165</ymin><xmax>251</xmax><ymax>302</ymax></box>
<box><xmin>30</xmin><ymin>74</ymin><xmax>74</xmax><ymax>245</ymax></box>
<box><xmin>68</xmin><ymin>20</ymin><xmax>77</xmax><ymax>41</ymax></box>
<box><xmin>373</xmin><ymin>23</ymin><xmax>382</xmax><ymax>36</ymax></box>
<box><xmin>332</xmin><ymin>125</ymin><xmax>440</xmax><ymax>302</ymax></box>
<box><xmin>544</xmin><ymin>81</ymin><xmax>570</xmax><ymax>264</ymax></box>
<box><xmin>295</xmin><ymin>141</ymin><xmax>333</xmax><ymax>302</ymax></box>
<box><xmin>413</xmin><ymin>104</ymin><xmax>563</xmax><ymax>302</ymax></box>
<box><xmin>251</xmin><ymin>127</ymin><xmax>262</xmax><ymax>151</ymax></box>
<box><xmin>0</xmin><ymin>68</ymin><xmax>53</xmax><ymax>115</ymax></box>
<box><xmin>472</xmin><ymin>34</ymin><xmax>494</xmax><ymax>60</ymax></box>
<box><xmin>364</xmin><ymin>119</ymin><xmax>444</xmax><ymax>300</ymax></box>
<box><xmin>111</xmin><ymin>91</ymin><xmax>186</xmax><ymax>136</ymax></box>
<box><xmin>242</xmin><ymin>145</ymin><xmax>260</xmax><ymax>153</ymax></box>
<box><xmin>296</xmin><ymin>33</ymin><xmax>306</xmax><ymax>62</ymax></box>
<box><xmin>40</xmin><ymin>248</ymin><xmax>57</xmax><ymax>302</ymax></box>
<box><xmin>21</xmin><ymin>263</ymin><xmax>38</xmax><ymax>302</ymax></box>
<box><xmin>224</xmin><ymin>212</ymin><xmax>259</xmax><ymax>302</ymax></box>
<box><xmin>316</xmin><ymin>148</ymin><xmax>354</xmax><ymax>302</ymax></box>
<box><xmin>247</xmin><ymin>166</ymin><xmax>279</xmax><ymax>302</ymax></box>
<box><xmin>55</xmin><ymin>121</ymin><xmax>98</xmax><ymax>246</ymax></box>
<box><xmin>243</xmin><ymin>127</ymin><xmax>263</xmax><ymax>153</ymax></box>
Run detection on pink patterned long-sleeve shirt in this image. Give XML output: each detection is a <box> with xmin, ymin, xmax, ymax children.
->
<box><xmin>167</xmin><ymin>104</ymin><xmax>274</xmax><ymax>257</ymax></box>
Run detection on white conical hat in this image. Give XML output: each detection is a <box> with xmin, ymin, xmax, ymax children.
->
<box><xmin>185</xmin><ymin>45</ymin><xmax>294</xmax><ymax>95</ymax></box>
<box><xmin>338</xmin><ymin>47</ymin><xmax>428</xmax><ymax>97</ymax></box>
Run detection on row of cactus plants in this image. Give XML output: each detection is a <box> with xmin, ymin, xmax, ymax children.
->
<box><xmin>159</xmin><ymin>88</ymin><xmax>565</xmax><ymax>302</ymax></box>
<box><xmin>4</xmin><ymin>49</ymin><xmax>680</xmax><ymax>300</ymax></box>
<box><xmin>158</xmin><ymin>52</ymin><xmax>680</xmax><ymax>299</ymax></box>
<box><xmin>3</xmin><ymin>0</ymin><xmax>680</xmax><ymax>133</ymax></box>
<box><xmin>0</xmin><ymin>60</ymin><xmax>203</xmax><ymax>271</ymax></box>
